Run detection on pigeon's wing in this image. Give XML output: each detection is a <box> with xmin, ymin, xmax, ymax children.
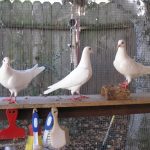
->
<box><xmin>115</xmin><ymin>57</ymin><xmax>148</xmax><ymax>77</ymax></box>
<box><xmin>7</xmin><ymin>64</ymin><xmax>45</xmax><ymax>90</ymax></box>
<box><xmin>7</xmin><ymin>69</ymin><xmax>32</xmax><ymax>90</ymax></box>
<box><xmin>16</xmin><ymin>64</ymin><xmax>45</xmax><ymax>78</ymax></box>
<box><xmin>128</xmin><ymin>60</ymin><xmax>145</xmax><ymax>76</ymax></box>
<box><xmin>131</xmin><ymin>60</ymin><xmax>150</xmax><ymax>76</ymax></box>
<box><xmin>48</xmin><ymin>67</ymin><xmax>91</xmax><ymax>89</ymax></box>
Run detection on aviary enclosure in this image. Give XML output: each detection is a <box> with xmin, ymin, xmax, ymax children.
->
<box><xmin>0</xmin><ymin>0</ymin><xmax>150</xmax><ymax>149</ymax></box>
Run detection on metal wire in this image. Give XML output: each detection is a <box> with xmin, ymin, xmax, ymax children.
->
<box><xmin>0</xmin><ymin>1</ymin><xmax>150</xmax><ymax>149</ymax></box>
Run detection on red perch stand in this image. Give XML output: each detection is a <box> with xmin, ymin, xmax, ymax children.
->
<box><xmin>0</xmin><ymin>109</ymin><xmax>25</xmax><ymax>140</ymax></box>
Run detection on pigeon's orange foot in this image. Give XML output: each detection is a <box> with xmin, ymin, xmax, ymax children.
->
<box><xmin>119</xmin><ymin>81</ymin><xmax>129</xmax><ymax>89</ymax></box>
<box><xmin>3</xmin><ymin>97</ymin><xmax>17</xmax><ymax>104</ymax></box>
<box><xmin>68</xmin><ymin>95</ymin><xmax>89</xmax><ymax>101</ymax></box>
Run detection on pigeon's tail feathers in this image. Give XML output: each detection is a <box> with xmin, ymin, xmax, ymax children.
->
<box><xmin>32</xmin><ymin>65</ymin><xmax>45</xmax><ymax>78</ymax></box>
<box><xmin>32</xmin><ymin>64</ymin><xmax>38</xmax><ymax>69</ymax></box>
<box><xmin>43</xmin><ymin>86</ymin><xmax>58</xmax><ymax>95</ymax></box>
<box><xmin>44</xmin><ymin>78</ymin><xmax>65</xmax><ymax>94</ymax></box>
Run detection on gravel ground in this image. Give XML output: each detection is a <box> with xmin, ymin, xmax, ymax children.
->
<box><xmin>0</xmin><ymin>115</ymin><xmax>129</xmax><ymax>150</ymax></box>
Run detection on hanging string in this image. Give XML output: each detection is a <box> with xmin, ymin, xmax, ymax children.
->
<box><xmin>69</xmin><ymin>4</ymin><xmax>78</xmax><ymax>70</ymax></box>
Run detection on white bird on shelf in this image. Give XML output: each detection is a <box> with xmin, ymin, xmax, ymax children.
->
<box><xmin>44</xmin><ymin>46</ymin><xmax>93</xmax><ymax>100</ymax></box>
<box><xmin>113</xmin><ymin>39</ymin><xmax>150</xmax><ymax>89</ymax></box>
<box><xmin>0</xmin><ymin>57</ymin><xmax>45</xmax><ymax>103</ymax></box>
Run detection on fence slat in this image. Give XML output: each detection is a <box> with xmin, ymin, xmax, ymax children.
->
<box><xmin>1</xmin><ymin>1</ymin><xmax>11</xmax><ymax>25</ymax></box>
<box><xmin>59</xmin><ymin>2</ymin><xmax>71</xmax><ymax>25</ymax></box>
<box><xmin>43</xmin><ymin>2</ymin><xmax>52</xmax><ymax>25</ymax></box>
<box><xmin>81</xmin><ymin>2</ymin><xmax>99</xmax><ymax>25</ymax></box>
<box><xmin>32</xmin><ymin>1</ymin><xmax>43</xmax><ymax>26</ymax></box>
<box><xmin>22</xmin><ymin>1</ymin><xmax>32</xmax><ymax>27</ymax></box>
<box><xmin>22</xmin><ymin>29</ymin><xmax>32</xmax><ymax>66</ymax></box>
<box><xmin>51</xmin><ymin>2</ymin><xmax>62</xmax><ymax>25</ymax></box>
<box><xmin>11</xmin><ymin>1</ymin><xmax>23</xmax><ymax>25</ymax></box>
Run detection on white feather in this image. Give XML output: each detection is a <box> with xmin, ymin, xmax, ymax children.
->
<box><xmin>0</xmin><ymin>57</ymin><xmax>45</xmax><ymax>97</ymax></box>
<box><xmin>113</xmin><ymin>40</ymin><xmax>150</xmax><ymax>83</ymax></box>
<box><xmin>44</xmin><ymin>46</ymin><xmax>93</xmax><ymax>95</ymax></box>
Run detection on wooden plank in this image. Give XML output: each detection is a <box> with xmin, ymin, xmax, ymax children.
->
<box><xmin>43</xmin><ymin>2</ymin><xmax>52</xmax><ymax>25</ymax></box>
<box><xmin>21</xmin><ymin>29</ymin><xmax>34</xmax><ymax>96</ymax></box>
<box><xmin>22</xmin><ymin>29</ymin><xmax>32</xmax><ymax>66</ymax></box>
<box><xmin>51</xmin><ymin>2</ymin><xmax>71</xmax><ymax>26</ymax></box>
<box><xmin>0</xmin><ymin>1</ymin><xmax>3</xmax><ymax>61</ymax></box>
<box><xmin>32</xmin><ymin>1</ymin><xmax>43</xmax><ymax>26</ymax></box>
<box><xmin>11</xmin><ymin>1</ymin><xmax>23</xmax><ymax>25</ymax></box>
<box><xmin>51</xmin><ymin>2</ymin><xmax>62</xmax><ymax>25</ymax></box>
<box><xmin>0</xmin><ymin>1</ymin><xmax>134</xmax><ymax>27</ymax></box>
<box><xmin>1</xmin><ymin>94</ymin><xmax>150</xmax><ymax>108</ymax></box>
<box><xmin>1</xmin><ymin>1</ymin><xmax>11</xmax><ymax>25</ymax></box>
<box><xmin>81</xmin><ymin>2</ymin><xmax>99</xmax><ymax>25</ymax></box>
<box><xmin>0</xmin><ymin>94</ymin><xmax>150</xmax><ymax>120</ymax></box>
<box><xmin>31</xmin><ymin>30</ymin><xmax>45</xmax><ymax>95</ymax></box>
<box><xmin>59</xmin><ymin>2</ymin><xmax>71</xmax><ymax>25</ymax></box>
<box><xmin>22</xmin><ymin>1</ymin><xmax>32</xmax><ymax>27</ymax></box>
<box><xmin>11</xmin><ymin>29</ymin><xmax>24</xmax><ymax>68</ymax></box>
<box><xmin>18</xmin><ymin>104</ymin><xmax>150</xmax><ymax>119</ymax></box>
<box><xmin>106</xmin><ymin>3</ymin><xmax>131</xmax><ymax>24</ymax></box>
<box><xmin>42</xmin><ymin>30</ymin><xmax>52</xmax><ymax>90</ymax></box>
<box><xmin>32</xmin><ymin>30</ymin><xmax>42</xmax><ymax>64</ymax></box>
<box><xmin>50</xmin><ymin>29</ymin><xmax>70</xmax><ymax>93</ymax></box>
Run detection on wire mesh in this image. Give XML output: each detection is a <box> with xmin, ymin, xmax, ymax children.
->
<box><xmin>0</xmin><ymin>0</ymin><xmax>150</xmax><ymax>149</ymax></box>
<box><xmin>0</xmin><ymin>0</ymin><xmax>137</xmax><ymax>96</ymax></box>
<box><xmin>0</xmin><ymin>115</ymin><xmax>130</xmax><ymax>149</ymax></box>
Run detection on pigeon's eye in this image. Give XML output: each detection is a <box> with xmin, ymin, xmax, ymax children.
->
<box><xmin>89</xmin><ymin>48</ymin><xmax>91</xmax><ymax>50</ymax></box>
<box><xmin>121</xmin><ymin>41</ymin><xmax>124</xmax><ymax>44</ymax></box>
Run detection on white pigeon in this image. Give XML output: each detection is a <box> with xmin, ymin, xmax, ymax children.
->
<box><xmin>113</xmin><ymin>39</ymin><xmax>150</xmax><ymax>88</ymax></box>
<box><xmin>0</xmin><ymin>57</ymin><xmax>45</xmax><ymax>103</ymax></box>
<box><xmin>44</xmin><ymin>47</ymin><xmax>93</xmax><ymax>96</ymax></box>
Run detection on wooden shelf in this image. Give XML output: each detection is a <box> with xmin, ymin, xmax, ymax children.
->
<box><xmin>0</xmin><ymin>93</ymin><xmax>150</xmax><ymax>119</ymax></box>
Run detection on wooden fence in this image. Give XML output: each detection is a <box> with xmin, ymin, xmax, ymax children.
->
<box><xmin>1</xmin><ymin>1</ymin><xmax>149</xmax><ymax>149</ymax></box>
<box><xmin>0</xmin><ymin>1</ymin><xmax>136</xmax><ymax>96</ymax></box>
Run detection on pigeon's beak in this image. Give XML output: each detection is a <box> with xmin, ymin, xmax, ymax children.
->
<box><xmin>117</xmin><ymin>44</ymin><xmax>120</xmax><ymax>48</ymax></box>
